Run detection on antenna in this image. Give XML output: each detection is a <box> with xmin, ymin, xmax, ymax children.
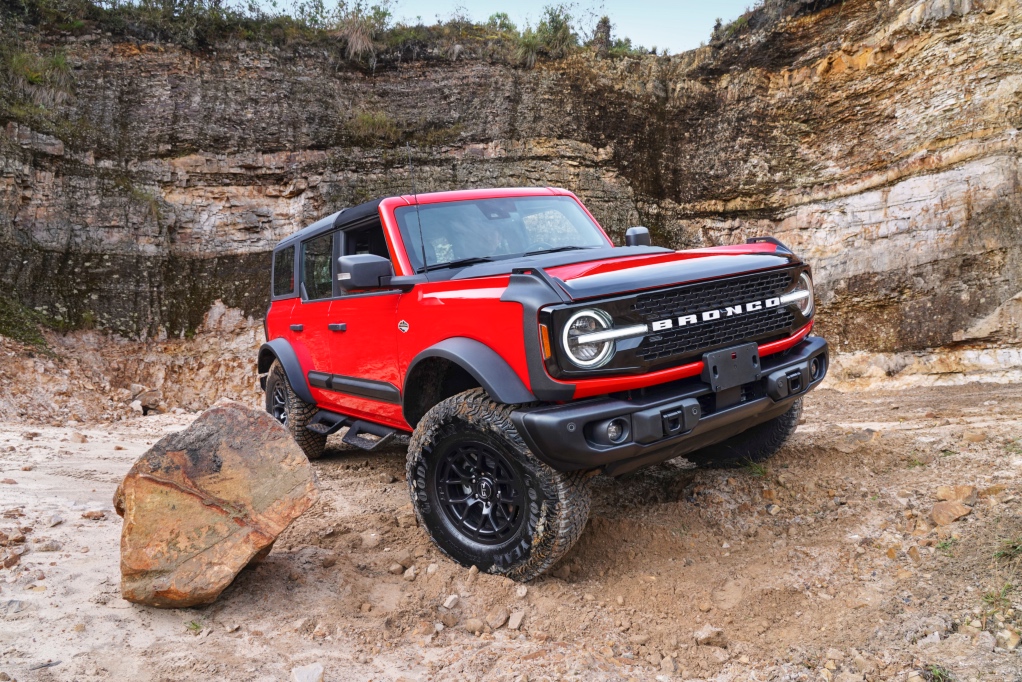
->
<box><xmin>407</xmin><ymin>142</ymin><xmax>429</xmax><ymax>275</ymax></box>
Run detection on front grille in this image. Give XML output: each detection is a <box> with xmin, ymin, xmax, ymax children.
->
<box><xmin>638</xmin><ymin>307</ymin><xmax>795</xmax><ymax>361</ymax></box>
<box><xmin>547</xmin><ymin>266</ymin><xmax>804</xmax><ymax>378</ymax></box>
<box><xmin>632</xmin><ymin>269</ymin><xmax>794</xmax><ymax>322</ymax></box>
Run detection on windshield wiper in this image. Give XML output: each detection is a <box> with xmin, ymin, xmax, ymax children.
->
<box><xmin>418</xmin><ymin>256</ymin><xmax>495</xmax><ymax>273</ymax></box>
<box><xmin>523</xmin><ymin>245</ymin><xmax>598</xmax><ymax>256</ymax></box>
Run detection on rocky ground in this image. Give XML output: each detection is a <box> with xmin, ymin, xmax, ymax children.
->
<box><xmin>1</xmin><ymin>377</ymin><xmax>1021</xmax><ymax>681</ymax></box>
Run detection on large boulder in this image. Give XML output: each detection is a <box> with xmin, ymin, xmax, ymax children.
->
<box><xmin>114</xmin><ymin>400</ymin><xmax>319</xmax><ymax>607</ymax></box>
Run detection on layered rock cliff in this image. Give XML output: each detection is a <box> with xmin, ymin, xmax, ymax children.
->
<box><xmin>1</xmin><ymin>0</ymin><xmax>1020</xmax><ymax>359</ymax></box>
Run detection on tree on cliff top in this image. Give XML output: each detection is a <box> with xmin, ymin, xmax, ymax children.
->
<box><xmin>513</xmin><ymin>4</ymin><xmax>578</xmax><ymax>68</ymax></box>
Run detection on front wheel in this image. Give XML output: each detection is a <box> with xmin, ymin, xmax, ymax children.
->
<box><xmin>264</xmin><ymin>359</ymin><xmax>326</xmax><ymax>460</ymax></box>
<box><xmin>684</xmin><ymin>398</ymin><xmax>802</xmax><ymax>468</ymax></box>
<box><xmin>407</xmin><ymin>389</ymin><xmax>590</xmax><ymax>582</ymax></box>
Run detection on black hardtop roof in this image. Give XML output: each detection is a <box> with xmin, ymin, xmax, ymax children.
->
<box><xmin>274</xmin><ymin>197</ymin><xmax>385</xmax><ymax>250</ymax></box>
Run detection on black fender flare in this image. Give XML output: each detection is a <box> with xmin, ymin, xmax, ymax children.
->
<box><xmin>257</xmin><ymin>339</ymin><xmax>315</xmax><ymax>404</ymax></box>
<box><xmin>404</xmin><ymin>338</ymin><xmax>536</xmax><ymax>411</ymax></box>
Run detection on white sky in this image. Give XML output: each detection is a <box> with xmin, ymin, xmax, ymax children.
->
<box><xmin>387</xmin><ymin>0</ymin><xmax>756</xmax><ymax>53</ymax></box>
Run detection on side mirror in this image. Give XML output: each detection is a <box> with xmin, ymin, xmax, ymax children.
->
<box><xmin>337</xmin><ymin>254</ymin><xmax>395</xmax><ymax>291</ymax></box>
<box><xmin>625</xmin><ymin>226</ymin><xmax>651</xmax><ymax>247</ymax></box>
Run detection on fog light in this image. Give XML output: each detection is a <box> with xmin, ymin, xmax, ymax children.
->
<box><xmin>607</xmin><ymin>419</ymin><xmax>627</xmax><ymax>443</ymax></box>
<box><xmin>589</xmin><ymin>417</ymin><xmax>631</xmax><ymax>446</ymax></box>
<box><xmin>810</xmin><ymin>356</ymin><xmax>825</xmax><ymax>380</ymax></box>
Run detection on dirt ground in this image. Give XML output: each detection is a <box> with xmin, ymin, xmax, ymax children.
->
<box><xmin>2</xmin><ymin>382</ymin><xmax>1022</xmax><ymax>682</ymax></box>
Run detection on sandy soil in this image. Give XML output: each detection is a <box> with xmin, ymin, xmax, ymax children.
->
<box><xmin>2</xmin><ymin>384</ymin><xmax>1022</xmax><ymax>682</ymax></box>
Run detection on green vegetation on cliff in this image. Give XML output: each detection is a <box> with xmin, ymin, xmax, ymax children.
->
<box><xmin>0</xmin><ymin>0</ymin><xmax>650</xmax><ymax>63</ymax></box>
<box><xmin>0</xmin><ymin>295</ymin><xmax>51</xmax><ymax>347</ymax></box>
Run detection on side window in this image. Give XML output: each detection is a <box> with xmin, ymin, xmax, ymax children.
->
<box><xmin>272</xmin><ymin>245</ymin><xmax>295</xmax><ymax>297</ymax></box>
<box><xmin>301</xmin><ymin>232</ymin><xmax>334</xmax><ymax>300</ymax></box>
<box><xmin>343</xmin><ymin>223</ymin><xmax>391</xmax><ymax>260</ymax></box>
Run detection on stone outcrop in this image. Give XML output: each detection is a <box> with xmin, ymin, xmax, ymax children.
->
<box><xmin>113</xmin><ymin>400</ymin><xmax>319</xmax><ymax>607</ymax></box>
<box><xmin>1</xmin><ymin>0</ymin><xmax>1019</xmax><ymax>357</ymax></box>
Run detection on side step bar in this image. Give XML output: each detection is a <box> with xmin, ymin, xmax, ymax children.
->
<box><xmin>306</xmin><ymin>410</ymin><xmax>398</xmax><ymax>451</ymax></box>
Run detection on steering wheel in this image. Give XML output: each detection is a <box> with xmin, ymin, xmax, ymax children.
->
<box><xmin>528</xmin><ymin>241</ymin><xmax>554</xmax><ymax>252</ymax></box>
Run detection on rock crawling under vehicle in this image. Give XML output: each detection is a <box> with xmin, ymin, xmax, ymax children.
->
<box><xmin>258</xmin><ymin>187</ymin><xmax>828</xmax><ymax>581</ymax></box>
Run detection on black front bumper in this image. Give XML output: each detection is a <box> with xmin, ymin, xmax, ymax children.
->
<box><xmin>511</xmin><ymin>336</ymin><xmax>829</xmax><ymax>476</ymax></box>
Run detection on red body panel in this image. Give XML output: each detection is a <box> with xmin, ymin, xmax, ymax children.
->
<box><xmin>396</xmin><ymin>276</ymin><xmax>531</xmax><ymax>397</ymax></box>
<box><xmin>267</xmin><ymin>187</ymin><xmax>812</xmax><ymax>432</ymax></box>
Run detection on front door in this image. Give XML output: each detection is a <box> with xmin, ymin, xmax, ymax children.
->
<box><xmin>314</xmin><ymin>219</ymin><xmax>404</xmax><ymax>428</ymax></box>
<box><xmin>322</xmin><ymin>292</ymin><xmax>403</xmax><ymax>427</ymax></box>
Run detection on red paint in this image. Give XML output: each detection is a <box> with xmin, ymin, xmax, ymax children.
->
<box><xmin>266</xmin><ymin>187</ymin><xmax>819</xmax><ymax>431</ymax></box>
<box><xmin>758</xmin><ymin>320</ymin><xmax>814</xmax><ymax>356</ymax></box>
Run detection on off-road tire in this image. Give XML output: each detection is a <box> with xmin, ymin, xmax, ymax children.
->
<box><xmin>407</xmin><ymin>388</ymin><xmax>590</xmax><ymax>582</ymax></box>
<box><xmin>684</xmin><ymin>399</ymin><xmax>802</xmax><ymax>469</ymax></box>
<box><xmin>265</xmin><ymin>359</ymin><xmax>326</xmax><ymax>460</ymax></box>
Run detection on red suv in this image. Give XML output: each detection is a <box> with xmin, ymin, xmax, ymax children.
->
<box><xmin>259</xmin><ymin>187</ymin><xmax>827</xmax><ymax>580</ymax></box>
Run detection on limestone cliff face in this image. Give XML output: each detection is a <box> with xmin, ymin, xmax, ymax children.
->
<box><xmin>1</xmin><ymin>0</ymin><xmax>1020</xmax><ymax>354</ymax></box>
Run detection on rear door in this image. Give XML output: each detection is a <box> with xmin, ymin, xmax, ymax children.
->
<box><xmin>292</xmin><ymin>230</ymin><xmax>340</xmax><ymax>409</ymax></box>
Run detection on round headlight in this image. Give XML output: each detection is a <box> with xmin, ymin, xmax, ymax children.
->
<box><xmin>794</xmin><ymin>272</ymin><xmax>814</xmax><ymax>317</ymax></box>
<box><xmin>562</xmin><ymin>309</ymin><xmax>615</xmax><ymax>368</ymax></box>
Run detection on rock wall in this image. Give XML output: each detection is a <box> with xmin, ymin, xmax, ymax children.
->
<box><xmin>1</xmin><ymin>0</ymin><xmax>1020</xmax><ymax>354</ymax></box>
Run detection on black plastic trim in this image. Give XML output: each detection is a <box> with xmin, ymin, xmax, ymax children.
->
<box><xmin>500</xmin><ymin>270</ymin><xmax>577</xmax><ymax>402</ymax></box>
<box><xmin>308</xmin><ymin>372</ymin><xmax>402</xmax><ymax>404</ymax></box>
<box><xmin>257</xmin><ymin>339</ymin><xmax>315</xmax><ymax>404</ymax></box>
<box><xmin>307</xmin><ymin>371</ymin><xmax>331</xmax><ymax>389</ymax></box>
<box><xmin>511</xmin><ymin>336</ymin><xmax>828</xmax><ymax>474</ymax></box>
<box><xmin>404</xmin><ymin>338</ymin><xmax>537</xmax><ymax>416</ymax></box>
<box><xmin>746</xmin><ymin>236</ymin><xmax>793</xmax><ymax>254</ymax></box>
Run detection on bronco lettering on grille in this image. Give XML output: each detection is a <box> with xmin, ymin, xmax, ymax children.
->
<box><xmin>649</xmin><ymin>297</ymin><xmax>782</xmax><ymax>332</ymax></box>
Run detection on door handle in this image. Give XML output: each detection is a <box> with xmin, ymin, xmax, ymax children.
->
<box><xmin>328</xmin><ymin>323</ymin><xmax>347</xmax><ymax>332</ymax></box>
<box><xmin>290</xmin><ymin>324</ymin><xmax>304</xmax><ymax>332</ymax></box>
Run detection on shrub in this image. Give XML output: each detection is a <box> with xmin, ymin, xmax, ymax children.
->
<box><xmin>348</xmin><ymin>111</ymin><xmax>398</xmax><ymax>143</ymax></box>
<box><xmin>2</xmin><ymin>47</ymin><xmax>73</xmax><ymax>106</ymax></box>
<box><xmin>335</xmin><ymin>1</ymin><xmax>391</xmax><ymax>62</ymax></box>
<box><xmin>513</xmin><ymin>27</ymin><xmax>540</xmax><ymax>68</ymax></box>
<box><xmin>485</xmin><ymin>12</ymin><xmax>515</xmax><ymax>34</ymax></box>
<box><xmin>534</xmin><ymin>4</ymin><xmax>576</xmax><ymax>59</ymax></box>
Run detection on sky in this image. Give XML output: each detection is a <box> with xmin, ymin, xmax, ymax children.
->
<box><xmin>387</xmin><ymin>0</ymin><xmax>756</xmax><ymax>54</ymax></box>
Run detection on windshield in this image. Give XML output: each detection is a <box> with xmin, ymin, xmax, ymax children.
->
<box><xmin>394</xmin><ymin>196</ymin><xmax>609</xmax><ymax>273</ymax></box>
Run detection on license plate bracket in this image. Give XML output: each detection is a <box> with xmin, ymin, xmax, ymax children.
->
<box><xmin>701</xmin><ymin>343</ymin><xmax>761</xmax><ymax>392</ymax></box>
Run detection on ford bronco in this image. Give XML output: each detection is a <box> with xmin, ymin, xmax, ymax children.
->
<box><xmin>258</xmin><ymin>187</ymin><xmax>828</xmax><ymax>581</ymax></box>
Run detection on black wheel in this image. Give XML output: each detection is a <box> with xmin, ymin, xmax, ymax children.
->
<box><xmin>264</xmin><ymin>359</ymin><xmax>326</xmax><ymax>460</ymax></box>
<box><xmin>407</xmin><ymin>388</ymin><xmax>590</xmax><ymax>582</ymax></box>
<box><xmin>684</xmin><ymin>399</ymin><xmax>802</xmax><ymax>468</ymax></box>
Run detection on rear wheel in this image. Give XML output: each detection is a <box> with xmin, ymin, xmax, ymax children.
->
<box><xmin>407</xmin><ymin>389</ymin><xmax>590</xmax><ymax>582</ymax></box>
<box><xmin>264</xmin><ymin>359</ymin><xmax>325</xmax><ymax>460</ymax></box>
<box><xmin>684</xmin><ymin>399</ymin><xmax>802</xmax><ymax>468</ymax></box>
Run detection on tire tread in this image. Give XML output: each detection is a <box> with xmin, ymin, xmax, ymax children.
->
<box><xmin>407</xmin><ymin>388</ymin><xmax>590</xmax><ymax>582</ymax></box>
<box><xmin>266</xmin><ymin>360</ymin><xmax>326</xmax><ymax>460</ymax></box>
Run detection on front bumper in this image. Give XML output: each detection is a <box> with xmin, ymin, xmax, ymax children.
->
<box><xmin>511</xmin><ymin>336</ymin><xmax>828</xmax><ymax>476</ymax></box>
